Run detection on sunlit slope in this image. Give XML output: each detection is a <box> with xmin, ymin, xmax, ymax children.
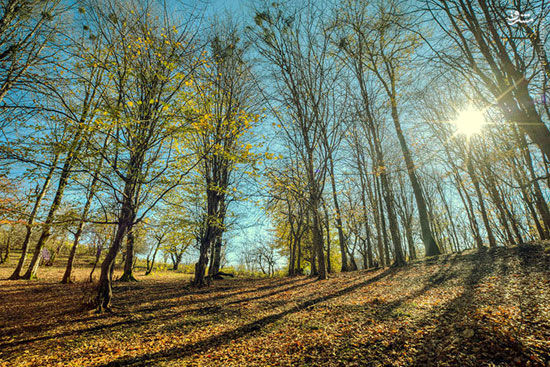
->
<box><xmin>1</xmin><ymin>244</ymin><xmax>548</xmax><ymax>367</ymax></box>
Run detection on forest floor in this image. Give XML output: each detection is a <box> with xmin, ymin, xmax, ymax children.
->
<box><xmin>1</xmin><ymin>244</ymin><xmax>549</xmax><ymax>367</ymax></box>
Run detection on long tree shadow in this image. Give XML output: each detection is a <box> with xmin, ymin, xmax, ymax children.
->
<box><xmin>313</xmin><ymin>248</ymin><xmax>501</xmax><ymax>367</ymax></box>
<box><xmin>132</xmin><ymin>277</ymin><xmax>316</xmax><ymax>315</ymax></box>
<box><xmin>115</xmin><ymin>277</ymin><xmax>302</xmax><ymax>310</ymax></box>
<box><xmin>0</xmin><ymin>277</ymin><xmax>314</xmax><ymax>352</ymax></box>
<box><xmin>408</xmin><ymin>247</ymin><xmax>516</xmax><ymax>366</ymax></box>
<box><xmin>0</xmin><ymin>277</ymin><xmax>305</xmax><ymax>343</ymax></box>
<box><xmin>371</xmin><ymin>252</ymin><xmax>463</xmax><ymax>320</ymax></box>
<box><xmin>96</xmin><ymin>268</ymin><xmax>397</xmax><ymax>367</ymax></box>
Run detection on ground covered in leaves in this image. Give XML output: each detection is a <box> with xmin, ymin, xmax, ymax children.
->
<box><xmin>1</xmin><ymin>245</ymin><xmax>549</xmax><ymax>367</ymax></box>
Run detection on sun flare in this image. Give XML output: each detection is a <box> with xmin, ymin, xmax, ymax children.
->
<box><xmin>453</xmin><ymin>105</ymin><xmax>486</xmax><ymax>137</ymax></box>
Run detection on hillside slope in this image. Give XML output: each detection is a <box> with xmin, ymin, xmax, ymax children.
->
<box><xmin>1</xmin><ymin>245</ymin><xmax>549</xmax><ymax>367</ymax></box>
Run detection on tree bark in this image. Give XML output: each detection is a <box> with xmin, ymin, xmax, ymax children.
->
<box><xmin>209</xmin><ymin>237</ymin><xmax>223</xmax><ymax>276</ymax></box>
<box><xmin>119</xmin><ymin>223</ymin><xmax>138</xmax><ymax>282</ymax></box>
<box><xmin>95</xmin><ymin>200</ymin><xmax>132</xmax><ymax>311</ymax></box>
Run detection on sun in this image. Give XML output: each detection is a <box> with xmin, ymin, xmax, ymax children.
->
<box><xmin>453</xmin><ymin>105</ymin><xmax>486</xmax><ymax>137</ymax></box>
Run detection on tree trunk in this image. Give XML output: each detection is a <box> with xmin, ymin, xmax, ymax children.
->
<box><xmin>404</xmin><ymin>217</ymin><xmax>417</xmax><ymax>260</ymax></box>
<box><xmin>466</xmin><ymin>149</ymin><xmax>496</xmax><ymax>248</ymax></box>
<box><xmin>389</xmin><ymin>102</ymin><xmax>440</xmax><ymax>257</ymax></box>
<box><xmin>95</xmin><ymin>201</ymin><xmax>132</xmax><ymax>312</ymax></box>
<box><xmin>481</xmin><ymin>167</ymin><xmax>516</xmax><ymax>245</ymax></box>
<box><xmin>323</xmin><ymin>206</ymin><xmax>332</xmax><ymax>274</ymax></box>
<box><xmin>378</xmin><ymin>165</ymin><xmax>405</xmax><ymax>266</ymax></box>
<box><xmin>348</xmin><ymin>248</ymin><xmax>358</xmax><ymax>271</ymax></box>
<box><xmin>9</xmin><ymin>154</ymin><xmax>59</xmax><ymax>280</ymax></box>
<box><xmin>210</xmin><ymin>237</ymin><xmax>223</xmax><ymax>276</ymax></box>
<box><xmin>45</xmin><ymin>242</ymin><xmax>64</xmax><ymax>266</ymax></box>
<box><xmin>305</xmin><ymin>146</ymin><xmax>326</xmax><ymax>280</ymax></box>
<box><xmin>89</xmin><ymin>246</ymin><xmax>102</xmax><ymax>283</ymax></box>
<box><xmin>356</xmin><ymin>146</ymin><xmax>374</xmax><ymax>268</ymax></box>
<box><xmin>145</xmin><ymin>239</ymin><xmax>161</xmax><ymax>276</ymax></box>
<box><xmin>194</xmin><ymin>222</ymin><xmax>213</xmax><ymax>287</ymax></box>
<box><xmin>1</xmin><ymin>236</ymin><xmax>10</xmax><ymax>264</ymax></box>
<box><xmin>95</xmin><ymin>153</ymin><xmax>139</xmax><ymax>311</ymax></box>
<box><xmin>296</xmin><ymin>234</ymin><xmax>302</xmax><ymax>275</ymax></box>
<box><xmin>435</xmin><ymin>181</ymin><xmax>461</xmax><ymax>252</ymax></box>
<box><xmin>517</xmin><ymin>131</ymin><xmax>550</xmax><ymax>237</ymax></box>
<box><xmin>371</xmin><ymin>173</ymin><xmax>386</xmax><ymax>267</ymax></box>
<box><xmin>172</xmin><ymin>252</ymin><xmax>182</xmax><ymax>271</ymax></box>
<box><xmin>311</xmin><ymin>203</ymin><xmax>327</xmax><ymax>280</ymax></box>
<box><xmin>310</xmin><ymin>242</ymin><xmax>317</xmax><ymax>276</ymax></box>
<box><xmin>288</xmin><ymin>234</ymin><xmax>295</xmax><ymax>276</ymax></box>
<box><xmin>119</xmin><ymin>224</ymin><xmax>138</xmax><ymax>282</ymax></box>
<box><xmin>62</xmin><ymin>175</ymin><xmax>100</xmax><ymax>283</ymax></box>
<box><xmin>95</xmin><ymin>220</ymin><xmax>129</xmax><ymax>312</ymax></box>
<box><xmin>22</xmin><ymin>135</ymin><xmax>84</xmax><ymax>280</ymax></box>
<box><xmin>327</xmin><ymin>153</ymin><xmax>348</xmax><ymax>272</ymax></box>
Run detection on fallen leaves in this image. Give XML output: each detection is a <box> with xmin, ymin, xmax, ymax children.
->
<box><xmin>0</xmin><ymin>245</ymin><xmax>549</xmax><ymax>366</ymax></box>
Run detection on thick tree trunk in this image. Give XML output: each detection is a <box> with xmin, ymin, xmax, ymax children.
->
<box><xmin>95</xmin><ymin>218</ymin><xmax>129</xmax><ymax>312</ymax></box>
<box><xmin>209</xmin><ymin>205</ymin><xmax>225</xmax><ymax>277</ymax></box>
<box><xmin>304</xmin><ymin>146</ymin><xmax>327</xmax><ymax>280</ymax></box>
<box><xmin>348</xmin><ymin>249</ymin><xmax>358</xmax><ymax>271</ymax></box>
<box><xmin>310</xmin><ymin>243</ymin><xmax>317</xmax><ymax>276</ymax></box>
<box><xmin>365</xmin><ymin>230</ymin><xmax>374</xmax><ymax>268</ymax></box>
<box><xmin>210</xmin><ymin>237</ymin><xmax>223</xmax><ymax>276</ymax></box>
<box><xmin>119</xmin><ymin>224</ymin><xmax>138</xmax><ymax>282</ymax></box>
<box><xmin>194</xmin><ymin>222</ymin><xmax>214</xmax><ymax>287</ymax></box>
<box><xmin>95</xmin><ymin>148</ymin><xmax>139</xmax><ymax>311</ymax></box>
<box><xmin>171</xmin><ymin>251</ymin><xmax>182</xmax><ymax>271</ymax></box>
<box><xmin>195</xmin><ymin>171</ymin><xmax>226</xmax><ymax>286</ymax></box>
